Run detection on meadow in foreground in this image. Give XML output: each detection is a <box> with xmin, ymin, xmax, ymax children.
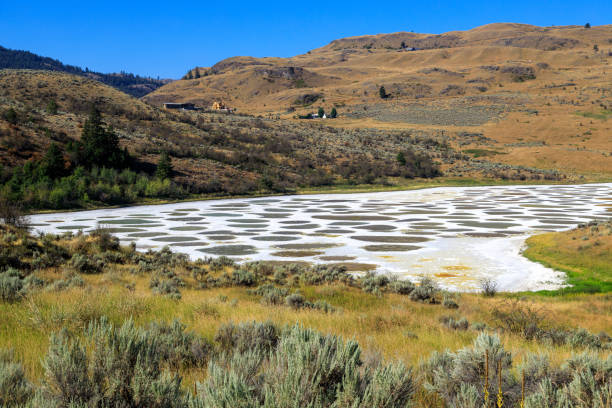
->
<box><xmin>0</xmin><ymin>223</ymin><xmax>610</xmax><ymax>407</ymax></box>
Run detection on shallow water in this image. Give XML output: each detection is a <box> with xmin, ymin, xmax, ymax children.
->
<box><xmin>30</xmin><ymin>184</ymin><xmax>612</xmax><ymax>292</ymax></box>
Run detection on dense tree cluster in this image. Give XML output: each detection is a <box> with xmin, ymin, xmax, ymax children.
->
<box><xmin>0</xmin><ymin>107</ymin><xmax>182</xmax><ymax>209</ymax></box>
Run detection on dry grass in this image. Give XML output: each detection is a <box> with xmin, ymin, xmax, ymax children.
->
<box><xmin>3</xmin><ymin>265</ymin><xmax>610</xmax><ymax>385</ymax></box>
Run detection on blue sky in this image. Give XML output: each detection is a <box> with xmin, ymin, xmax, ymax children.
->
<box><xmin>1</xmin><ymin>0</ymin><xmax>610</xmax><ymax>79</ymax></box>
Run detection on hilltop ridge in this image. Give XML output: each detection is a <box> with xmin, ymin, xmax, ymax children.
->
<box><xmin>0</xmin><ymin>45</ymin><xmax>170</xmax><ymax>97</ymax></box>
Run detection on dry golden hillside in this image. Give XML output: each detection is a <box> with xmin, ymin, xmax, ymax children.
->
<box><xmin>145</xmin><ymin>23</ymin><xmax>612</xmax><ymax>178</ymax></box>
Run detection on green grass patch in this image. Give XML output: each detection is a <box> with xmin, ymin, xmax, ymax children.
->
<box><xmin>463</xmin><ymin>149</ymin><xmax>507</xmax><ymax>158</ymax></box>
<box><xmin>523</xmin><ymin>230</ymin><xmax>612</xmax><ymax>295</ymax></box>
<box><xmin>575</xmin><ymin>110</ymin><xmax>612</xmax><ymax>120</ymax></box>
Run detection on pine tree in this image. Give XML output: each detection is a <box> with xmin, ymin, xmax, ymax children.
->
<box><xmin>318</xmin><ymin>107</ymin><xmax>325</xmax><ymax>118</ymax></box>
<box><xmin>396</xmin><ymin>151</ymin><xmax>406</xmax><ymax>166</ymax></box>
<box><xmin>379</xmin><ymin>86</ymin><xmax>387</xmax><ymax>99</ymax></box>
<box><xmin>156</xmin><ymin>151</ymin><xmax>173</xmax><ymax>179</ymax></box>
<box><xmin>330</xmin><ymin>107</ymin><xmax>337</xmax><ymax>118</ymax></box>
<box><xmin>78</xmin><ymin>106</ymin><xmax>127</xmax><ymax>168</ymax></box>
<box><xmin>194</xmin><ymin>67</ymin><xmax>201</xmax><ymax>79</ymax></box>
<box><xmin>41</xmin><ymin>143</ymin><xmax>65</xmax><ymax>179</ymax></box>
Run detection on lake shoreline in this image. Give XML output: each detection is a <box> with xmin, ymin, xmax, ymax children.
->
<box><xmin>25</xmin><ymin>177</ymin><xmax>610</xmax><ymax>216</ymax></box>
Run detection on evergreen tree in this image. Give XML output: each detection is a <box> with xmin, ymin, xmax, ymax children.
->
<box><xmin>156</xmin><ymin>151</ymin><xmax>173</xmax><ymax>179</ymax></box>
<box><xmin>330</xmin><ymin>107</ymin><xmax>337</xmax><ymax>118</ymax></box>
<box><xmin>78</xmin><ymin>106</ymin><xmax>127</xmax><ymax>169</ymax></box>
<box><xmin>41</xmin><ymin>143</ymin><xmax>65</xmax><ymax>179</ymax></box>
<box><xmin>396</xmin><ymin>151</ymin><xmax>406</xmax><ymax>166</ymax></box>
<box><xmin>194</xmin><ymin>67</ymin><xmax>201</xmax><ymax>78</ymax></box>
<box><xmin>3</xmin><ymin>108</ymin><xmax>17</xmax><ymax>124</ymax></box>
<box><xmin>379</xmin><ymin>86</ymin><xmax>387</xmax><ymax>99</ymax></box>
<box><xmin>46</xmin><ymin>100</ymin><xmax>58</xmax><ymax>115</ymax></box>
<box><xmin>318</xmin><ymin>107</ymin><xmax>325</xmax><ymax>118</ymax></box>
<box><xmin>585</xmin><ymin>22</ymin><xmax>591</xmax><ymax>28</ymax></box>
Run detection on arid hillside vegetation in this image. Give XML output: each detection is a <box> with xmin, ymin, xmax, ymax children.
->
<box><xmin>146</xmin><ymin>23</ymin><xmax>612</xmax><ymax>179</ymax></box>
<box><xmin>0</xmin><ymin>69</ymin><xmax>561</xmax><ymax>209</ymax></box>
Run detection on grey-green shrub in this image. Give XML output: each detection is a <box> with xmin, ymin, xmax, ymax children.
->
<box><xmin>46</xmin><ymin>274</ymin><xmax>84</xmax><ymax>292</ymax></box>
<box><xmin>454</xmin><ymin>383</ymin><xmax>480</xmax><ymax>408</ymax></box>
<box><xmin>250</xmin><ymin>284</ymin><xmax>288</xmax><ymax>305</ymax></box>
<box><xmin>214</xmin><ymin>321</ymin><xmax>279</xmax><ymax>354</ymax></box>
<box><xmin>0</xmin><ymin>350</ymin><xmax>33</xmax><ymax>406</ymax></box>
<box><xmin>423</xmin><ymin>333</ymin><xmax>516</xmax><ymax>406</ymax></box>
<box><xmin>440</xmin><ymin>316</ymin><xmax>469</xmax><ymax>330</ymax></box>
<box><xmin>231</xmin><ymin>269</ymin><xmax>256</xmax><ymax>287</ymax></box>
<box><xmin>362</xmin><ymin>273</ymin><xmax>390</xmax><ymax>293</ymax></box>
<box><xmin>285</xmin><ymin>293</ymin><xmax>305</xmax><ymax>309</ymax></box>
<box><xmin>388</xmin><ymin>279</ymin><xmax>415</xmax><ymax>295</ymax></box>
<box><xmin>146</xmin><ymin>320</ymin><xmax>212</xmax><ymax>369</ymax></box>
<box><xmin>0</xmin><ymin>268</ymin><xmax>24</xmax><ymax>302</ymax></box>
<box><xmin>359</xmin><ymin>362</ymin><xmax>415</xmax><ymax>408</ymax></box>
<box><xmin>410</xmin><ymin>276</ymin><xmax>440</xmax><ymax>303</ymax></box>
<box><xmin>40</xmin><ymin>318</ymin><xmax>187</xmax><ymax>407</ymax></box>
<box><xmin>197</xmin><ymin>324</ymin><xmax>415</xmax><ymax>407</ymax></box>
<box><xmin>443</xmin><ymin>294</ymin><xmax>459</xmax><ymax>309</ymax></box>
<box><xmin>283</xmin><ymin>293</ymin><xmax>335</xmax><ymax>312</ymax></box>
<box><xmin>23</xmin><ymin>274</ymin><xmax>45</xmax><ymax>290</ymax></box>
<box><xmin>524</xmin><ymin>354</ymin><xmax>612</xmax><ymax>408</ymax></box>
<box><xmin>150</xmin><ymin>268</ymin><xmax>184</xmax><ymax>299</ymax></box>
<box><xmin>69</xmin><ymin>253</ymin><xmax>103</xmax><ymax>274</ymax></box>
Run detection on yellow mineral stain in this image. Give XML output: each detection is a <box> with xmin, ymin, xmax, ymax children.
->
<box><xmin>443</xmin><ymin>265</ymin><xmax>472</xmax><ymax>271</ymax></box>
<box><xmin>435</xmin><ymin>272</ymin><xmax>459</xmax><ymax>278</ymax></box>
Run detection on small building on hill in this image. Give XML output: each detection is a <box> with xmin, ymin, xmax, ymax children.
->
<box><xmin>211</xmin><ymin>101</ymin><xmax>234</xmax><ymax>113</ymax></box>
<box><xmin>163</xmin><ymin>102</ymin><xmax>197</xmax><ymax>110</ymax></box>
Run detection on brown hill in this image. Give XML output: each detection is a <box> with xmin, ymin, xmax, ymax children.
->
<box><xmin>144</xmin><ymin>23</ymin><xmax>612</xmax><ymax>178</ymax></box>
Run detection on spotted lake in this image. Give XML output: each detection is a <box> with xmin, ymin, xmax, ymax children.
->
<box><xmin>30</xmin><ymin>184</ymin><xmax>612</xmax><ymax>291</ymax></box>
